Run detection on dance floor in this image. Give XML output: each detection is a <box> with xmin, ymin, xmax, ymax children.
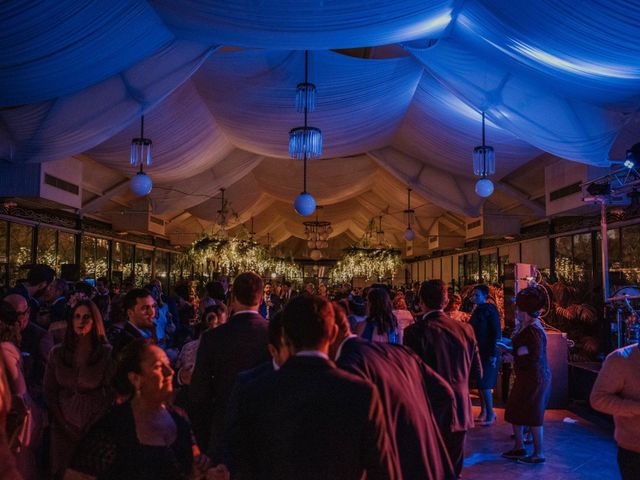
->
<box><xmin>464</xmin><ymin>407</ymin><xmax>619</xmax><ymax>479</ymax></box>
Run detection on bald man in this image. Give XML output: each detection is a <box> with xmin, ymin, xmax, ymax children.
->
<box><xmin>4</xmin><ymin>294</ymin><xmax>53</xmax><ymax>391</ymax></box>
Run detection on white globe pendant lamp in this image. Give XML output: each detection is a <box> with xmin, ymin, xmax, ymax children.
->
<box><xmin>473</xmin><ymin>111</ymin><xmax>495</xmax><ymax>198</ymax></box>
<box><xmin>130</xmin><ymin>169</ymin><xmax>153</xmax><ymax>196</ymax></box>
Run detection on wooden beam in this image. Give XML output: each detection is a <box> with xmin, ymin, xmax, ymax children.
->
<box><xmin>78</xmin><ymin>179</ymin><xmax>130</xmax><ymax>216</ymax></box>
<box><xmin>495</xmin><ymin>181</ymin><xmax>546</xmax><ymax>217</ymax></box>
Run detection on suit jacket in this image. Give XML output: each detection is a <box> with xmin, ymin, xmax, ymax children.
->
<box><xmin>230</xmin><ymin>355</ymin><xmax>397</xmax><ymax>480</ymax></box>
<box><xmin>338</xmin><ymin>337</ymin><xmax>456</xmax><ymax>480</ymax></box>
<box><xmin>404</xmin><ymin>311</ymin><xmax>482</xmax><ymax>432</ymax></box>
<box><xmin>217</xmin><ymin>360</ymin><xmax>275</xmax><ymax>466</ymax></box>
<box><xmin>189</xmin><ymin>311</ymin><xmax>269</xmax><ymax>453</ymax></box>
<box><xmin>111</xmin><ymin>322</ymin><xmax>150</xmax><ymax>359</ymax></box>
<box><xmin>469</xmin><ymin>303</ymin><xmax>501</xmax><ymax>362</ymax></box>
<box><xmin>258</xmin><ymin>294</ymin><xmax>281</xmax><ymax>319</ymax></box>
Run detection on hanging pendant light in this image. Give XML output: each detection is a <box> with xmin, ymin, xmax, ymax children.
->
<box><xmin>292</xmin><ymin>51</ymin><xmax>318</xmax><ymax>216</ymax></box>
<box><xmin>404</xmin><ymin>187</ymin><xmax>416</xmax><ymax>241</ymax></box>
<box><xmin>216</xmin><ymin>188</ymin><xmax>227</xmax><ymax>226</ymax></box>
<box><xmin>473</xmin><ymin>112</ymin><xmax>495</xmax><ymax>198</ymax></box>
<box><xmin>129</xmin><ymin>115</ymin><xmax>153</xmax><ymax>196</ymax></box>
<box><xmin>375</xmin><ymin>216</ymin><xmax>386</xmax><ymax>248</ymax></box>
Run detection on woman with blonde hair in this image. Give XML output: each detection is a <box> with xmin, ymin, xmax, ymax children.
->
<box><xmin>44</xmin><ymin>299</ymin><xmax>114</xmax><ymax>478</ymax></box>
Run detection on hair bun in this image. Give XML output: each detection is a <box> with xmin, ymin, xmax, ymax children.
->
<box><xmin>515</xmin><ymin>286</ymin><xmax>546</xmax><ymax>315</ymax></box>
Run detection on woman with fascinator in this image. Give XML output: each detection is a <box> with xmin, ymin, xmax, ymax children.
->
<box><xmin>501</xmin><ymin>286</ymin><xmax>552</xmax><ymax>465</ymax></box>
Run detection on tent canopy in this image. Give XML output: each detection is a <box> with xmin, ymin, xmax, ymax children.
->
<box><xmin>2</xmin><ymin>0</ymin><xmax>639</xmax><ymax>256</ymax></box>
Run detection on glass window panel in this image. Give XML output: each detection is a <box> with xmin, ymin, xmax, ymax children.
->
<box><xmin>122</xmin><ymin>243</ymin><xmax>134</xmax><ymax>284</ymax></box>
<box><xmin>0</xmin><ymin>221</ymin><xmax>8</xmax><ymax>291</ymax></box>
<box><xmin>573</xmin><ymin>233</ymin><xmax>593</xmax><ymax>283</ymax></box>
<box><xmin>80</xmin><ymin>235</ymin><xmax>97</xmax><ymax>279</ymax></box>
<box><xmin>9</xmin><ymin>223</ymin><xmax>33</xmax><ymax>287</ymax></box>
<box><xmin>458</xmin><ymin>255</ymin><xmax>464</xmax><ymax>287</ymax></box>
<box><xmin>554</xmin><ymin>236</ymin><xmax>573</xmax><ymax>282</ymax></box>
<box><xmin>37</xmin><ymin>227</ymin><xmax>58</xmax><ymax>272</ymax></box>
<box><xmin>595</xmin><ymin>229</ymin><xmax>624</xmax><ymax>287</ymax></box>
<box><xmin>135</xmin><ymin>248</ymin><xmax>153</xmax><ymax>286</ymax></box>
<box><xmin>499</xmin><ymin>255</ymin><xmax>510</xmax><ymax>282</ymax></box>
<box><xmin>170</xmin><ymin>253</ymin><xmax>182</xmax><ymax>288</ymax></box>
<box><xmin>465</xmin><ymin>253</ymin><xmax>479</xmax><ymax>284</ymax></box>
<box><xmin>58</xmin><ymin>232</ymin><xmax>76</xmax><ymax>267</ymax></box>
<box><xmin>621</xmin><ymin>225</ymin><xmax>640</xmax><ymax>285</ymax></box>
<box><xmin>95</xmin><ymin>238</ymin><xmax>109</xmax><ymax>280</ymax></box>
<box><xmin>480</xmin><ymin>253</ymin><xmax>498</xmax><ymax>284</ymax></box>
<box><xmin>154</xmin><ymin>250</ymin><xmax>169</xmax><ymax>291</ymax></box>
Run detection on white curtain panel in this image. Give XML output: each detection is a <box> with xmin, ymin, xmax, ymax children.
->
<box><xmin>150</xmin><ymin>0</ymin><xmax>455</xmax><ymax>49</ymax></box>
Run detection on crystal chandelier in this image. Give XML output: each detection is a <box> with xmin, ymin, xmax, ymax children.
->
<box><xmin>289</xmin><ymin>51</ymin><xmax>322</xmax><ymax>160</ymax></box>
<box><xmin>473</xmin><ymin>111</ymin><xmax>495</xmax><ymax>197</ymax></box>
<box><xmin>304</xmin><ymin>207</ymin><xmax>332</xmax><ymax>261</ymax></box>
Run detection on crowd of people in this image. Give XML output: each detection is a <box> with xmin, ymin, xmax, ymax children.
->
<box><xmin>0</xmin><ymin>264</ymin><xmax>557</xmax><ymax>479</ymax></box>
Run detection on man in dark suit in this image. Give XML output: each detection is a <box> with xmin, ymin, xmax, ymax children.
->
<box><xmin>258</xmin><ymin>282</ymin><xmax>281</xmax><ymax>320</ymax></box>
<box><xmin>213</xmin><ymin>312</ymin><xmax>290</xmax><ymax>478</ymax></box>
<box><xmin>279</xmin><ymin>280</ymin><xmax>296</xmax><ymax>306</ymax></box>
<box><xmin>330</xmin><ymin>303</ymin><xmax>456</xmax><ymax>480</ymax></box>
<box><xmin>227</xmin><ymin>295</ymin><xmax>397</xmax><ymax>480</ymax></box>
<box><xmin>110</xmin><ymin>288</ymin><xmax>156</xmax><ymax>358</ymax></box>
<box><xmin>404</xmin><ymin>280</ymin><xmax>482</xmax><ymax>479</ymax></box>
<box><xmin>189</xmin><ymin>272</ymin><xmax>270</xmax><ymax>455</ymax></box>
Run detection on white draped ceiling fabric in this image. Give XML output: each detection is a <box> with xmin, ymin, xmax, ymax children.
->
<box><xmin>1</xmin><ymin>0</ymin><xmax>640</xmax><ymax>255</ymax></box>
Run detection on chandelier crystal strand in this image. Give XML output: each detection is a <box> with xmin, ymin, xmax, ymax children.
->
<box><xmin>130</xmin><ymin>115</ymin><xmax>152</xmax><ymax>166</ymax></box>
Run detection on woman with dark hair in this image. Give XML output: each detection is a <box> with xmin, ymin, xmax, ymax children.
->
<box><xmin>501</xmin><ymin>286</ymin><xmax>551</xmax><ymax>464</ymax></box>
<box><xmin>176</xmin><ymin>303</ymin><xmax>228</xmax><ymax>387</ymax></box>
<box><xmin>356</xmin><ymin>287</ymin><xmax>401</xmax><ymax>344</ymax></box>
<box><xmin>469</xmin><ymin>284</ymin><xmax>501</xmax><ymax>426</ymax></box>
<box><xmin>44</xmin><ymin>299</ymin><xmax>113</xmax><ymax>478</ymax></box>
<box><xmin>66</xmin><ymin>339</ymin><xmax>209</xmax><ymax>479</ymax></box>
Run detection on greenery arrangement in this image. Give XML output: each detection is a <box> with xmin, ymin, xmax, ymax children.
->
<box><xmin>329</xmin><ymin>246</ymin><xmax>403</xmax><ymax>283</ymax></box>
<box><xmin>179</xmin><ymin>235</ymin><xmax>302</xmax><ymax>280</ymax></box>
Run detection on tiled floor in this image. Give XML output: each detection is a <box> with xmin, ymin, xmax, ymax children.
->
<box><xmin>463</xmin><ymin>407</ymin><xmax>620</xmax><ymax>479</ymax></box>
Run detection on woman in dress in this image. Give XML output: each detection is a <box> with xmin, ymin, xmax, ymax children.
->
<box><xmin>176</xmin><ymin>303</ymin><xmax>228</xmax><ymax>386</ymax></box>
<box><xmin>44</xmin><ymin>299</ymin><xmax>113</xmax><ymax>478</ymax></box>
<box><xmin>502</xmin><ymin>286</ymin><xmax>551</xmax><ymax>464</ymax></box>
<box><xmin>392</xmin><ymin>293</ymin><xmax>414</xmax><ymax>333</ymax></box>
<box><xmin>66</xmin><ymin>339</ymin><xmax>209</xmax><ymax>479</ymax></box>
<box><xmin>356</xmin><ymin>287</ymin><xmax>401</xmax><ymax>344</ymax></box>
<box><xmin>469</xmin><ymin>284</ymin><xmax>501</xmax><ymax>425</ymax></box>
<box><xmin>1</xmin><ymin>299</ymin><xmax>44</xmax><ymax>480</ymax></box>
<box><xmin>444</xmin><ymin>293</ymin><xmax>470</xmax><ymax>323</ymax></box>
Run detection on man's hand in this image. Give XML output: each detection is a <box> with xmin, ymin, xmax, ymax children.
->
<box><xmin>191</xmin><ymin>454</ymin><xmax>211</xmax><ymax>479</ymax></box>
<box><xmin>207</xmin><ymin>464</ymin><xmax>230</xmax><ymax>480</ymax></box>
